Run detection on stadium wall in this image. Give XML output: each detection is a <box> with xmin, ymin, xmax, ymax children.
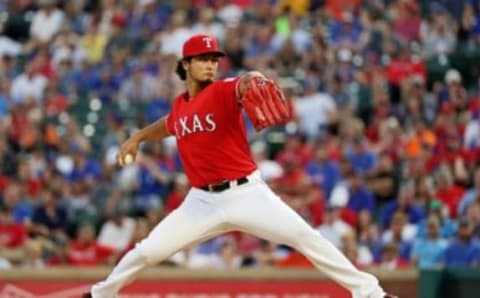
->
<box><xmin>0</xmin><ymin>268</ymin><xmax>417</xmax><ymax>298</ymax></box>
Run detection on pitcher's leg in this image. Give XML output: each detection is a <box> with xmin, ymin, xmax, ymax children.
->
<box><xmin>227</xmin><ymin>183</ymin><xmax>385</xmax><ymax>298</ymax></box>
<box><xmin>91</xmin><ymin>193</ymin><xmax>227</xmax><ymax>298</ymax></box>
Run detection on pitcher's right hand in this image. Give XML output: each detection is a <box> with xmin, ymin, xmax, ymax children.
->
<box><xmin>116</xmin><ymin>136</ymin><xmax>140</xmax><ymax>167</ymax></box>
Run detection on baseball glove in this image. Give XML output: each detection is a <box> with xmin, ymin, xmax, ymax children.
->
<box><xmin>242</xmin><ymin>77</ymin><xmax>291</xmax><ymax>131</ymax></box>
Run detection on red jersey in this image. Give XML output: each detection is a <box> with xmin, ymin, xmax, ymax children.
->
<box><xmin>166</xmin><ymin>78</ymin><xmax>257</xmax><ymax>187</ymax></box>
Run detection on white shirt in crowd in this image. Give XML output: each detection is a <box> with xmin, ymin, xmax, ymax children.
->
<box><xmin>381</xmin><ymin>224</ymin><xmax>418</xmax><ymax>244</ymax></box>
<box><xmin>160</xmin><ymin>28</ymin><xmax>193</xmax><ymax>58</ymax></box>
<box><xmin>317</xmin><ymin>219</ymin><xmax>352</xmax><ymax>248</ymax></box>
<box><xmin>0</xmin><ymin>36</ymin><xmax>22</xmax><ymax>57</ymax></box>
<box><xmin>97</xmin><ymin>217</ymin><xmax>136</xmax><ymax>251</ymax></box>
<box><xmin>10</xmin><ymin>73</ymin><xmax>48</xmax><ymax>103</ymax></box>
<box><xmin>293</xmin><ymin>92</ymin><xmax>336</xmax><ymax>139</ymax></box>
<box><xmin>30</xmin><ymin>9</ymin><xmax>64</xmax><ymax>42</ymax></box>
<box><xmin>257</xmin><ymin>160</ymin><xmax>283</xmax><ymax>182</ymax></box>
<box><xmin>464</xmin><ymin>118</ymin><xmax>480</xmax><ymax>149</ymax></box>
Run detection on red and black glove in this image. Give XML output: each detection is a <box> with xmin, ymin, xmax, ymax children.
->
<box><xmin>241</xmin><ymin>77</ymin><xmax>291</xmax><ymax>131</ymax></box>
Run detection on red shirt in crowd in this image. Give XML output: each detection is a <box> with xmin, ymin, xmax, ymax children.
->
<box><xmin>66</xmin><ymin>241</ymin><xmax>115</xmax><ymax>266</ymax></box>
<box><xmin>273</xmin><ymin>168</ymin><xmax>325</xmax><ymax>226</ymax></box>
<box><xmin>0</xmin><ymin>222</ymin><xmax>27</xmax><ymax>248</ymax></box>
<box><xmin>435</xmin><ymin>185</ymin><xmax>465</xmax><ymax>218</ymax></box>
<box><xmin>387</xmin><ymin>58</ymin><xmax>426</xmax><ymax>85</ymax></box>
<box><xmin>164</xmin><ymin>190</ymin><xmax>185</xmax><ymax>214</ymax></box>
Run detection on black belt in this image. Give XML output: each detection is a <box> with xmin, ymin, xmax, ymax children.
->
<box><xmin>200</xmin><ymin>176</ymin><xmax>249</xmax><ymax>192</ymax></box>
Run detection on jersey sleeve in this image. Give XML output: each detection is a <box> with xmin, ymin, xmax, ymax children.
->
<box><xmin>218</xmin><ymin>77</ymin><xmax>242</xmax><ymax>104</ymax></box>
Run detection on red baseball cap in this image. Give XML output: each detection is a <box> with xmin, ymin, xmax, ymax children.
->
<box><xmin>182</xmin><ymin>34</ymin><xmax>225</xmax><ymax>59</ymax></box>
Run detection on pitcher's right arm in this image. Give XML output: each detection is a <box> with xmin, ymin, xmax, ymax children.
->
<box><xmin>117</xmin><ymin>115</ymin><xmax>171</xmax><ymax>166</ymax></box>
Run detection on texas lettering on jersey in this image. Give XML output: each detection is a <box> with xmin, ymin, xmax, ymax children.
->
<box><xmin>173</xmin><ymin>113</ymin><xmax>216</xmax><ymax>138</ymax></box>
<box><xmin>166</xmin><ymin>78</ymin><xmax>257</xmax><ymax>187</ymax></box>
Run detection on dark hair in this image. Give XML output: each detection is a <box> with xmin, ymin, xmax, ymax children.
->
<box><xmin>176</xmin><ymin>59</ymin><xmax>189</xmax><ymax>81</ymax></box>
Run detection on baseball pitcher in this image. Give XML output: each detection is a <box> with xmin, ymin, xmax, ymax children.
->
<box><xmin>84</xmin><ymin>34</ymin><xmax>396</xmax><ymax>298</ymax></box>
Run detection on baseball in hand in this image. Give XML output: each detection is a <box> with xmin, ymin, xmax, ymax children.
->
<box><xmin>123</xmin><ymin>153</ymin><xmax>134</xmax><ymax>165</ymax></box>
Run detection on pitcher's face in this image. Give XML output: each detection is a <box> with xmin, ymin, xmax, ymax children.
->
<box><xmin>185</xmin><ymin>54</ymin><xmax>219</xmax><ymax>84</ymax></box>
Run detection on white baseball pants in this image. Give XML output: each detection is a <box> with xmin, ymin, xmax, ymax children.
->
<box><xmin>91</xmin><ymin>171</ymin><xmax>385</xmax><ymax>298</ymax></box>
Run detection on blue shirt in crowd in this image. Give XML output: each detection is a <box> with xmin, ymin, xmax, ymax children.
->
<box><xmin>347</xmin><ymin>186</ymin><xmax>376</xmax><ymax>214</ymax></box>
<box><xmin>442</xmin><ymin>239</ymin><xmax>480</xmax><ymax>268</ymax></box>
<box><xmin>305</xmin><ymin>160</ymin><xmax>341</xmax><ymax>197</ymax></box>
<box><xmin>381</xmin><ymin>200</ymin><xmax>425</xmax><ymax>228</ymax></box>
<box><xmin>411</xmin><ymin>238</ymin><xmax>449</xmax><ymax>269</ymax></box>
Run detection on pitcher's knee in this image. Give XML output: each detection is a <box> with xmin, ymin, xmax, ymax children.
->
<box><xmin>137</xmin><ymin>240</ymin><xmax>169</xmax><ymax>265</ymax></box>
<box><xmin>286</xmin><ymin>227</ymin><xmax>320</xmax><ymax>247</ymax></box>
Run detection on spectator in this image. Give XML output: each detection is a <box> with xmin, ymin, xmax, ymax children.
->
<box><xmin>192</xmin><ymin>7</ymin><xmax>225</xmax><ymax>42</ymax></box>
<box><xmin>10</xmin><ymin>60</ymin><xmax>48</xmax><ymax>104</ymax></box>
<box><xmin>317</xmin><ymin>206</ymin><xmax>352</xmax><ymax>248</ymax></box>
<box><xmin>355</xmin><ymin>209</ymin><xmax>380</xmax><ymax>252</ymax></box>
<box><xmin>244</xmin><ymin>25</ymin><xmax>281</xmax><ymax>70</ymax></box>
<box><xmin>458</xmin><ymin>166</ymin><xmax>480</xmax><ymax>215</ymax></box>
<box><xmin>443</xmin><ymin>218</ymin><xmax>480</xmax><ymax>267</ymax></box>
<box><xmin>81</xmin><ymin>20</ymin><xmax>109</xmax><ymax>65</ymax></box>
<box><xmin>97</xmin><ymin>209</ymin><xmax>136</xmax><ymax>252</ymax></box>
<box><xmin>464</xmin><ymin>110</ymin><xmax>480</xmax><ymax>150</ymax></box>
<box><xmin>416</xmin><ymin>200</ymin><xmax>458</xmax><ymax>239</ymax></box>
<box><xmin>164</xmin><ymin>173</ymin><xmax>189</xmax><ymax>214</ymax></box>
<box><xmin>29</xmin><ymin>0</ymin><xmax>64</xmax><ymax>45</ymax></box>
<box><xmin>159</xmin><ymin>10</ymin><xmax>192</xmax><ymax>58</ymax></box>
<box><xmin>275</xmin><ymin>131</ymin><xmax>312</xmax><ymax>168</ymax></box>
<box><xmin>253</xmin><ymin>240</ymin><xmax>279</xmax><ymax>267</ymax></box>
<box><xmin>1</xmin><ymin>182</ymin><xmax>32</xmax><ymax>224</ymax></box>
<box><xmin>345</xmin><ymin>171</ymin><xmax>376</xmax><ymax>215</ymax></box>
<box><xmin>365</xmin><ymin>151</ymin><xmax>396</xmax><ymax>204</ymax></box>
<box><xmin>380</xmin><ymin>211</ymin><xmax>417</xmax><ymax>260</ymax></box>
<box><xmin>328</xmin><ymin>11</ymin><xmax>362</xmax><ymax>51</ymax></box>
<box><xmin>251</xmin><ymin>141</ymin><xmax>283</xmax><ymax>183</ymax></box>
<box><xmin>458</xmin><ymin>2</ymin><xmax>480</xmax><ymax>42</ymax></box>
<box><xmin>438</xmin><ymin>69</ymin><xmax>468</xmax><ymax>107</ymax></box>
<box><xmin>66</xmin><ymin>223</ymin><xmax>117</xmax><ymax>266</ymax></box>
<box><xmin>305</xmin><ymin>144</ymin><xmax>341</xmax><ymax>198</ymax></box>
<box><xmin>434</xmin><ymin>167</ymin><xmax>465</xmax><ymax>218</ymax></box>
<box><xmin>123</xmin><ymin>217</ymin><xmax>150</xmax><ymax>254</ymax></box>
<box><xmin>344</xmin><ymin>136</ymin><xmax>377</xmax><ymax>175</ymax></box>
<box><xmin>0</xmin><ymin>205</ymin><xmax>27</xmax><ymax>249</ymax></box>
<box><xmin>0</xmin><ymin>205</ymin><xmax>27</xmax><ymax>266</ymax></box>
<box><xmin>381</xmin><ymin>182</ymin><xmax>425</xmax><ymax>228</ymax></box>
<box><xmin>341</xmin><ymin>230</ymin><xmax>373</xmax><ymax>268</ymax></box>
<box><xmin>421</xmin><ymin>3</ymin><xmax>457</xmax><ymax>58</ymax></box>
<box><xmin>119</xmin><ymin>63</ymin><xmax>156</xmax><ymax>103</ymax></box>
<box><xmin>210</xmin><ymin>237</ymin><xmax>243</xmax><ymax>269</ymax></box>
<box><xmin>410</xmin><ymin>216</ymin><xmax>448</xmax><ymax>269</ymax></box>
<box><xmin>0</xmin><ymin>134</ymin><xmax>18</xmax><ymax>177</ymax></box>
<box><xmin>30</xmin><ymin>188</ymin><xmax>68</xmax><ymax>243</ymax></box>
<box><xmin>134</xmin><ymin>142</ymin><xmax>173</xmax><ymax>213</ymax></box>
<box><xmin>272</xmin><ymin>152</ymin><xmax>324</xmax><ymax>226</ymax></box>
<box><xmin>393</xmin><ymin>0</ymin><xmax>422</xmax><ymax>43</ymax></box>
<box><xmin>375</xmin><ymin>242</ymin><xmax>410</xmax><ymax>270</ymax></box>
<box><xmin>467</xmin><ymin>201</ymin><xmax>480</xmax><ymax>239</ymax></box>
<box><xmin>19</xmin><ymin>239</ymin><xmax>46</xmax><ymax>269</ymax></box>
<box><xmin>91</xmin><ymin>66</ymin><xmax>120</xmax><ymax>103</ymax></box>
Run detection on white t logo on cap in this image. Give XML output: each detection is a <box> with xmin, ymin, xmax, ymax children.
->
<box><xmin>202</xmin><ymin>36</ymin><xmax>213</xmax><ymax>48</ymax></box>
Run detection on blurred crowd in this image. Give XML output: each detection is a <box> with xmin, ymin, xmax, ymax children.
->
<box><xmin>1</xmin><ymin>0</ymin><xmax>480</xmax><ymax>271</ymax></box>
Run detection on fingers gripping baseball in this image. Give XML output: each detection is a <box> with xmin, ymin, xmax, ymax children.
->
<box><xmin>242</xmin><ymin>77</ymin><xmax>290</xmax><ymax>131</ymax></box>
<box><xmin>116</xmin><ymin>138</ymin><xmax>139</xmax><ymax>167</ymax></box>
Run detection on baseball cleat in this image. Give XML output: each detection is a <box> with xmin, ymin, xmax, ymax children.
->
<box><xmin>82</xmin><ymin>293</ymin><xmax>92</xmax><ymax>298</ymax></box>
